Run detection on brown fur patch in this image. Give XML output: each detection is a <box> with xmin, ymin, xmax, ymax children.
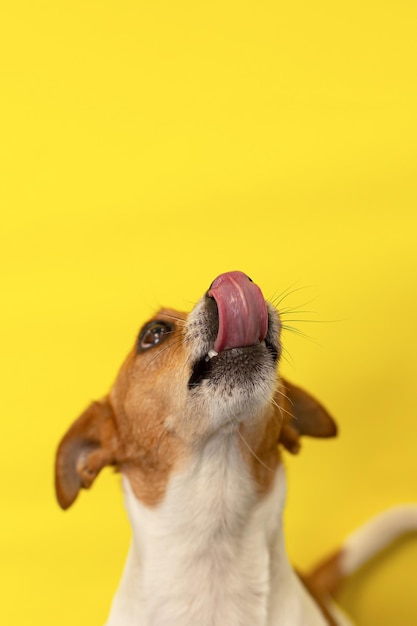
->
<box><xmin>304</xmin><ymin>549</ymin><xmax>345</xmax><ymax>596</ymax></box>
<box><xmin>239</xmin><ymin>406</ymin><xmax>282</xmax><ymax>495</ymax></box>
<box><xmin>55</xmin><ymin>309</ymin><xmax>191</xmax><ymax>508</ymax></box>
<box><xmin>298</xmin><ymin>571</ymin><xmax>339</xmax><ymax>625</ymax></box>
<box><xmin>108</xmin><ymin>308</ymin><xmax>189</xmax><ymax>506</ymax></box>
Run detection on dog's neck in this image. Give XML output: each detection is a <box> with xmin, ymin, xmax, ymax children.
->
<box><xmin>106</xmin><ymin>432</ymin><xmax>326</xmax><ymax>626</ymax></box>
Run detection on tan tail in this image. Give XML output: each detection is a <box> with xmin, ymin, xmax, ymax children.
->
<box><xmin>306</xmin><ymin>504</ymin><xmax>417</xmax><ymax>595</ymax></box>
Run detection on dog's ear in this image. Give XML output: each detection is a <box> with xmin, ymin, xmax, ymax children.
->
<box><xmin>278</xmin><ymin>378</ymin><xmax>337</xmax><ymax>454</ymax></box>
<box><xmin>55</xmin><ymin>398</ymin><xmax>119</xmax><ymax>510</ymax></box>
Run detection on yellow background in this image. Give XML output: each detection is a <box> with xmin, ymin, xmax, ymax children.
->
<box><xmin>1</xmin><ymin>1</ymin><xmax>416</xmax><ymax>624</ymax></box>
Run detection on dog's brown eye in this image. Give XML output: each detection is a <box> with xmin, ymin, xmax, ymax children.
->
<box><xmin>137</xmin><ymin>321</ymin><xmax>173</xmax><ymax>352</ymax></box>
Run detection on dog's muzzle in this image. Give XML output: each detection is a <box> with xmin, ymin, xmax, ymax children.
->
<box><xmin>187</xmin><ymin>271</ymin><xmax>280</xmax><ymax>390</ymax></box>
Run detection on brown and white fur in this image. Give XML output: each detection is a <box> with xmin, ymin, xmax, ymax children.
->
<box><xmin>55</xmin><ymin>271</ymin><xmax>417</xmax><ymax>626</ymax></box>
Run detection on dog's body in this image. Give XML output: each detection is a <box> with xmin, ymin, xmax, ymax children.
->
<box><xmin>56</xmin><ymin>271</ymin><xmax>417</xmax><ymax>625</ymax></box>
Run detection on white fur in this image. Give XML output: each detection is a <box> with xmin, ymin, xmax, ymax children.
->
<box><xmin>106</xmin><ymin>436</ymin><xmax>340</xmax><ymax>626</ymax></box>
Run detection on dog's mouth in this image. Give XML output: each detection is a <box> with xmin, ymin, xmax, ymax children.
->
<box><xmin>188</xmin><ymin>271</ymin><xmax>280</xmax><ymax>389</ymax></box>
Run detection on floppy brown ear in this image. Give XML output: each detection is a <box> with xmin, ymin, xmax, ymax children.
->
<box><xmin>55</xmin><ymin>398</ymin><xmax>119</xmax><ymax>510</ymax></box>
<box><xmin>278</xmin><ymin>378</ymin><xmax>337</xmax><ymax>454</ymax></box>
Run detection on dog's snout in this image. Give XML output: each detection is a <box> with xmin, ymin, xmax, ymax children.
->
<box><xmin>186</xmin><ymin>271</ymin><xmax>280</xmax><ymax>392</ymax></box>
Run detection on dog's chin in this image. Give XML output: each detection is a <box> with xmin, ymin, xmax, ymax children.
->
<box><xmin>186</xmin><ymin>344</ymin><xmax>278</xmax><ymax>432</ymax></box>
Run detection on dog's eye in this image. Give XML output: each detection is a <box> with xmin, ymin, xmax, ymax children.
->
<box><xmin>137</xmin><ymin>321</ymin><xmax>173</xmax><ymax>352</ymax></box>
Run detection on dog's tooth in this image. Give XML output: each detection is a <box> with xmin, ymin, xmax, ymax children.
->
<box><xmin>208</xmin><ymin>349</ymin><xmax>218</xmax><ymax>359</ymax></box>
<box><xmin>260</xmin><ymin>341</ymin><xmax>266</xmax><ymax>347</ymax></box>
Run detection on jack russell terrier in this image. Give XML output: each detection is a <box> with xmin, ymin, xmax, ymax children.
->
<box><xmin>55</xmin><ymin>271</ymin><xmax>417</xmax><ymax>626</ymax></box>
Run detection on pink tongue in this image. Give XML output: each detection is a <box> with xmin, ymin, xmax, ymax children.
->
<box><xmin>208</xmin><ymin>271</ymin><xmax>268</xmax><ymax>352</ymax></box>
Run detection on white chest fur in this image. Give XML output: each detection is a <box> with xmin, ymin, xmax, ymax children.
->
<box><xmin>106</xmin><ymin>436</ymin><xmax>331</xmax><ymax>626</ymax></box>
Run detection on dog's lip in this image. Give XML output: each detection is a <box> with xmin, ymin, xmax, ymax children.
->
<box><xmin>208</xmin><ymin>271</ymin><xmax>268</xmax><ymax>352</ymax></box>
<box><xmin>203</xmin><ymin>340</ymin><xmax>265</xmax><ymax>363</ymax></box>
<box><xmin>188</xmin><ymin>341</ymin><xmax>276</xmax><ymax>390</ymax></box>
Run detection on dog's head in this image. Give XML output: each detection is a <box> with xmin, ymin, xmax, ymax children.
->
<box><xmin>55</xmin><ymin>271</ymin><xmax>336</xmax><ymax>509</ymax></box>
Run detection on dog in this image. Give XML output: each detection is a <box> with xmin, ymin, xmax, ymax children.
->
<box><xmin>55</xmin><ymin>270</ymin><xmax>417</xmax><ymax>625</ymax></box>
